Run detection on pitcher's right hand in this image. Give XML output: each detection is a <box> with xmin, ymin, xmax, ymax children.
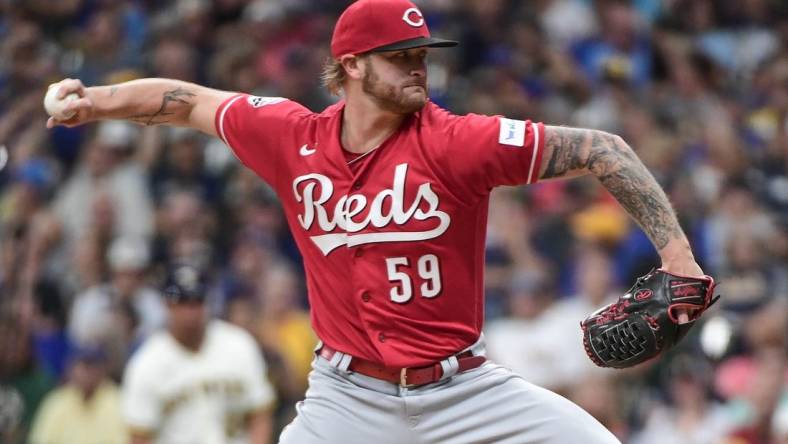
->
<box><xmin>45</xmin><ymin>79</ymin><xmax>94</xmax><ymax>128</ymax></box>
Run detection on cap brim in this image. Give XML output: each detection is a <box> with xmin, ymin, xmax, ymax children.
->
<box><xmin>372</xmin><ymin>37</ymin><xmax>458</xmax><ymax>52</ymax></box>
<box><xmin>163</xmin><ymin>285</ymin><xmax>206</xmax><ymax>303</ymax></box>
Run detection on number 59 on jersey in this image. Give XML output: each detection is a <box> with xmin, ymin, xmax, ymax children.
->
<box><xmin>385</xmin><ymin>254</ymin><xmax>442</xmax><ymax>303</ymax></box>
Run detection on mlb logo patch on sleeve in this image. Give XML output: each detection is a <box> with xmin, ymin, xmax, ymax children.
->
<box><xmin>498</xmin><ymin>118</ymin><xmax>526</xmax><ymax>147</ymax></box>
<box><xmin>248</xmin><ymin>96</ymin><xmax>286</xmax><ymax>108</ymax></box>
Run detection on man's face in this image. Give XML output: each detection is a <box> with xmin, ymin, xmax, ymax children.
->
<box><xmin>70</xmin><ymin>360</ymin><xmax>106</xmax><ymax>395</ymax></box>
<box><xmin>112</xmin><ymin>269</ymin><xmax>144</xmax><ymax>298</ymax></box>
<box><xmin>168</xmin><ymin>299</ymin><xmax>207</xmax><ymax>338</ymax></box>
<box><xmin>361</xmin><ymin>48</ymin><xmax>429</xmax><ymax>114</ymax></box>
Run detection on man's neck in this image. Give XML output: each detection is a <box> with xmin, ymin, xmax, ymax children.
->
<box><xmin>342</xmin><ymin>95</ymin><xmax>406</xmax><ymax>154</ymax></box>
<box><xmin>169</xmin><ymin>328</ymin><xmax>205</xmax><ymax>352</ymax></box>
<box><xmin>79</xmin><ymin>385</ymin><xmax>99</xmax><ymax>402</ymax></box>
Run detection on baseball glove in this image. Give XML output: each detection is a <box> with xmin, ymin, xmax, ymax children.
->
<box><xmin>581</xmin><ymin>268</ymin><xmax>718</xmax><ymax>369</ymax></box>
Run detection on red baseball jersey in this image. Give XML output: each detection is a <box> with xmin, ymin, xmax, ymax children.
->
<box><xmin>216</xmin><ymin>95</ymin><xmax>545</xmax><ymax>368</ymax></box>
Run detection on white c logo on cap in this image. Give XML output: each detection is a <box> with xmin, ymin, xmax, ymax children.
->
<box><xmin>402</xmin><ymin>7</ymin><xmax>424</xmax><ymax>27</ymax></box>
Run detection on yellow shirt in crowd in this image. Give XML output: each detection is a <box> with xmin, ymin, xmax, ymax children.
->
<box><xmin>29</xmin><ymin>380</ymin><xmax>128</xmax><ymax>444</ymax></box>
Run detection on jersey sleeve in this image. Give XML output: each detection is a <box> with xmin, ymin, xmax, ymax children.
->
<box><xmin>214</xmin><ymin>94</ymin><xmax>311</xmax><ymax>187</ymax></box>
<box><xmin>441</xmin><ymin>113</ymin><xmax>545</xmax><ymax>198</ymax></box>
<box><xmin>121</xmin><ymin>350</ymin><xmax>162</xmax><ymax>432</ymax></box>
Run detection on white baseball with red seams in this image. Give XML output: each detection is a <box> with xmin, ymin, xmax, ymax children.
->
<box><xmin>43</xmin><ymin>84</ymin><xmax>78</xmax><ymax>120</ymax></box>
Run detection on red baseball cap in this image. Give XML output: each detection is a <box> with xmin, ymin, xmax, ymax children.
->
<box><xmin>331</xmin><ymin>0</ymin><xmax>458</xmax><ymax>58</ymax></box>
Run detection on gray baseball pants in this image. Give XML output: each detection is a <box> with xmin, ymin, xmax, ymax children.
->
<box><xmin>278</xmin><ymin>351</ymin><xmax>621</xmax><ymax>444</ymax></box>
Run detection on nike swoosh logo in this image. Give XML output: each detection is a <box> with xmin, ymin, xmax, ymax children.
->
<box><xmin>299</xmin><ymin>144</ymin><xmax>316</xmax><ymax>156</ymax></box>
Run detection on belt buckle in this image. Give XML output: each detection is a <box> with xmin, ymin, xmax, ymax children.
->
<box><xmin>399</xmin><ymin>368</ymin><xmax>415</xmax><ymax>388</ymax></box>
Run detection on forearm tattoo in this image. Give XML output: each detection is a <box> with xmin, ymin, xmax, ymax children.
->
<box><xmin>129</xmin><ymin>87</ymin><xmax>196</xmax><ymax>126</ymax></box>
<box><xmin>541</xmin><ymin>127</ymin><xmax>682</xmax><ymax>249</ymax></box>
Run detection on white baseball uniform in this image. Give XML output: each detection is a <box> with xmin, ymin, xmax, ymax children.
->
<box><xmin>122</xmin><ymin>320</ymin><xmax>275</xmax><ymax>444</ymax></box>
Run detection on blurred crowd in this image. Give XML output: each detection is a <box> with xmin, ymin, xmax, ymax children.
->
<box><xmin>0</xmin><ymin>0</ymin><xmax>786</xmax><ymax>443</ymax></box>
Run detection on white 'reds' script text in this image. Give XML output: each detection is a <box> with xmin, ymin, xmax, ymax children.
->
<box><xmin>293</xmin><ymin>163</ymin><xmax>450</xmax><ymax>255</ymax></box>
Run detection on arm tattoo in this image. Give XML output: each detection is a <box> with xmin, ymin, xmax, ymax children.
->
<box><xmin>541</xmin><ymin>128</ymin><xmax>589</xmax><ymax>178</ymax></box>
<box><xmin>129</xmin><ymin>87</ymin><xmax>196</xmax><ymax>126</ymax></box>
<box><xmin>109</xmin><ymin>86</ymin><xmax>119</xmax><ymax>97</ymax></box>
<box><xmin>541</xmin><ymin>127</ymin><xmax>682</xmax><ymax>250</ymax></box>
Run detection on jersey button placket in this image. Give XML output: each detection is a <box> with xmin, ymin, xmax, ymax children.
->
<box><xmin>378</xmin><ymin>332</ymin><xmax>386</xmax><ymax>343</ymax></box>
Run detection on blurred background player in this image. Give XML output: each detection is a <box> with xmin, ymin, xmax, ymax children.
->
<box><xmin>121</xmin><ymin>264</ymin><xmax>274</xmax><ymax>444</ymax></box>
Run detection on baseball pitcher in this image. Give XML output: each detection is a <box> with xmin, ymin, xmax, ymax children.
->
<box><xmin>46</xmin><ymin>1</ymin><xmax>716</xmax><ymax>442</ymax></box>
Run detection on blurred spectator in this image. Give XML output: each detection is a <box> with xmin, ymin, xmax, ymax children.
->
<box><xmin>68</xmin><ymin>236</ymin><xmax>165</xmax><ymax>379</ymax></box>
<box><xmin>631</xmin><ymin>356</ymin><xmax>732</xmax><ymax>444</ymax></box>
<box><xmin>52</xmin><ymin>121</ymin><xmax>154</xmax><ymax>245</ymax></box>
<box><xmin>456</xmin><ymin>0</ymin><xmax>508</xmax><ymax>72</ymax></box>
<box><xmin>223</xmin><ymin>289</ymin><xmax>292</xmax><ymax>439</ymax></box>
<box><xmin>703</xmin><ymin>180</ymin><xmax>777</xmax><ymax>274</ymax></box>
<box><xmin>224</xmin><ymin>261</ymin><xmax>316</xmax><ymax>435</ymax></box>
<box><xmin>571</xmin><ymin>1</ymin><xmax>653</xmax><ymax>89</ymax></box>
<box><xmin>21</xmin><ymin>121</ymin><xmax>155</xmax><ymax>299</ymax></box>
<box><xmin>254</xmin><ymin>264</ymin><xmax>316</xmax><ymax>394</ymax></box>
<box><xmin>149</xmin><ymin>128</ymin><xmax>222</xmax><ymax>204</ymax></box>
<box><xmin>721</xmin><ymin>347</ymin><xmax>788</xmax><ymax>444</ymax></box>
<box><xmin>0</xmin><ymin>19</ymin><xmax>57</xmax><ymax>105</ymax></box>
<box><xmin>485</xmin><ymin>270</ymin><xmax>568</xmax><ymax>390</ymax></box>
<box><xmin>155</xmin><ymin>188</ymin><xmax>217</xmax><ymax>271</ymax></box>
<box><xmin>543</xmin><ymin>244</ymin><xmax>619</xmax><ymax>387</ymax></box>
<box><xmin>30</xmin><ymin>279</ymin><xmax>70</xmax><ymax>381</ymax></box>
<box><xmin>0</xmin><ymin>158</ymin><xmax>58</xmax><ymax>295</ymax></box>
<box><xmin>273</xmin><ymin>46</ymin><xmax>334</xmax><ymax>112</ymax></box>
<box><xmin>717</xmin><ymin>230</ymin><xmax>783</xmax><ymax>313</ymax></box>
<box><xmin>0</xmin><ymin>311</ymin><xmax>54</xmax><ymax>444</ymax></box>
<box><xmin>539</xmin><ymin>0</ymin><xmax>598</xmax><ymax>48</ymax></box>
<box><xmin>484</xmin><ymin>187</ymin><xmax>548</xmax><ymax>319</ymax></box>
<box><xmin>774</xmin><ymin>400</ymin><xmax>788</xmax><ymax>444</ymax></box>
<box><xmin>122</xmin><ymin>264</ymin><xmax>274</xmax><ymax>444</ymax></box>
<box><xmin>568</xmin><ymin>374</ymin><xmax>629</xmax><ymax>440</ymax></box>
<box><xmin>694</xmin><ymin>7</ymin><xmax>779</xmax><ymax>77</ymax></box>
<box><xmin>28</xmin><ymin>345</ymin><xmax>127</xmax><ymax>444</ymax></box>
<box><xmin>150</xmin><ymin>38</ymin><xmax>199</xmax><ymax>83</ymax></box>
<box><xmin>742</xmin><ymin>297</ymin><xmax>787</xmax><ymax>352</ymax></box>
<box><xmin>69</xmin><ymin>6</ymin><xmax>144</xmax><ymax>86</ymax></box>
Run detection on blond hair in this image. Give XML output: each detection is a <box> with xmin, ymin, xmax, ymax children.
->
<box><xmin>321</xmin><ymin>57</ymin><xmax>346</xmax><ymax>96</ymax></box>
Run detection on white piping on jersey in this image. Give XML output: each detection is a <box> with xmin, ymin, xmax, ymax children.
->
<box><xmin>218</xmin><ymin>95</ymin><xmax>245</xmax><ymax>147</ymax></box>
<box><xmin>526</xmin><ymin>121</ymin><xmax>540</xmax><ymax>184</ymax></box>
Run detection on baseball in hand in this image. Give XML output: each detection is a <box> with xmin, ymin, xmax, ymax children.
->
<box><xmin>44</xmin><ymin>85</ymin><xmax>79</xmax><ymax>120</ymax></box>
